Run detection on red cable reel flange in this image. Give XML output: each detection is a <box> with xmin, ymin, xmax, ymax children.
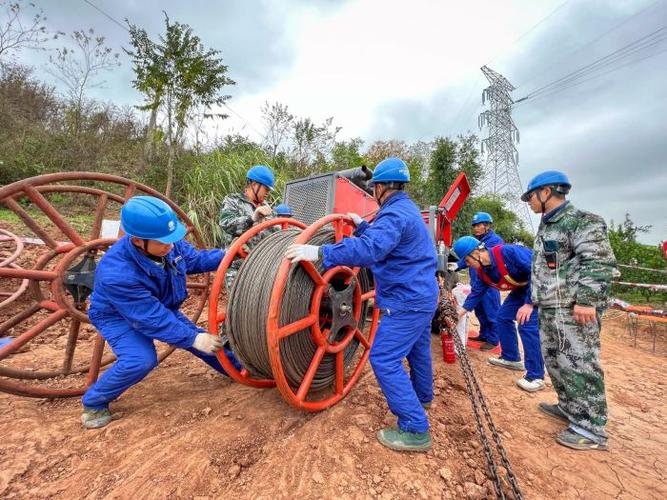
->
<box><xmin>267</xmin><ymin>213</ymin><xmax>379</xmax><ymax>412</ymax></box>
<box><xmin>0</xmin><ymin>173</ymin><xmax>209</xmax><ymax>398</ymax></box>
<box><xmin>208</xmin><ymin>217</ymin><xmax>307</xmax><ymax>388</ymax></box>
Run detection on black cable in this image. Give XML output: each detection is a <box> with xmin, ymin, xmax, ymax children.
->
<box><xmin>516</xmin><ymin>26</ymin><xmax>667</xmax><ymax>103</ymax></box>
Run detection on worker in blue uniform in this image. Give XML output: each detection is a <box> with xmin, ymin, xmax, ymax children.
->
<box><xmin>456</xmin><ymin>212</ymin><xmax>503</xmax><ymax>350</ymax></box>
<box><xmin>285</xmin><ymin>157</ymin><xmax>438</xmax><ymax>453</ymax></box>
<box><xmin>453</xmin><ymin>236</ymin><xmax>545</xmax><ymax>392</ymax></box>
<box><xmin>81</xmin><ymin>196</ymin><xmax>240</xmax><ymax>429</ymax></box>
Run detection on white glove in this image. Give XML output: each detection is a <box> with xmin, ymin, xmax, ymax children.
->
<box><xmin>285</xmin><ymin>244</ymin><xmax>320</xmax><ymax>263</ymax></box>
<box><xmin>447</xmin><ymin>262</ymin><xmax>458</xmax><ymax>271</ymax></box>
<box><xmin>252</xmin><ymin>205</ymin><xmax>273</xmax><ymax>222</ymax></box>
<box><xmin>347</xmin><ymin>212</ymin><xmax>363</xmax><ymax>226</ymax></box>
<box><xmin>192</xmin><ymin>333</ymin><xmax>223</xmax><ymax>354</ymax></box>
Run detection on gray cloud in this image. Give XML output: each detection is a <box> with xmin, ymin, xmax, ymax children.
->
<box><xmin>20</xmin><ymin>0</ymin><xmax>348</xmax><ymax>104</ymax></box>
<box><xmin>365</xmin><ymin>1</ymin><xmax>667</xmax><ymax>244</ymax></box>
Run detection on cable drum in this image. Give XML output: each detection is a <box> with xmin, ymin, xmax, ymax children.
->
<box><xmin>227</xmin><ymin>227</ymin><xmax>372</xmax><ymax>392</ymax></box>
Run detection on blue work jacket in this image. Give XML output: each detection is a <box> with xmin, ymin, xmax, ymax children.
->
<box><xmin>457</xmin><ymin>229</ymin><xmax>504</xmax><ymax>271</ymax></box>
<box><xmin>322</xmin><ymin>191</ymin><xmax>438</xmax><ymax>313</ymax></box>
<box><xmin>88</xmin><ymin>236</ymin><xmax>223</xmax><ymax>348</ymax></box>
<box><xmin>463</xmin><ymin>244</ymin><xmax>534</xmax><ymax>311</ymax></box>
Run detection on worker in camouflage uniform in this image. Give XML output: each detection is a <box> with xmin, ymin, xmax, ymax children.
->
<box><xmin>218</xmin><ymin>165</ymin><xmax>275</xmax><ymax>289</ymax></box>
<box><xmin>523</xmin><ymin>171</ymin><xmax>616</xmax><ymax>451</ymax></box>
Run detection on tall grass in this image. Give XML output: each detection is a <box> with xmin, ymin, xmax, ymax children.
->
<box><xmin>182</xmin><ymin>147</ymin><xmax>286</xmax><ymax>247</ymax></box>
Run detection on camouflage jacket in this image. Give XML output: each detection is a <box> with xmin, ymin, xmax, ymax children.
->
<box><xmin>531</xmin><ymin>202</ymin><xmax>616</xmax><ymax>309</ymax></box>
<box><xmin>218</xmin><ymin>192</ymin><xmax>272</xmax><ymax>249</ymax></box>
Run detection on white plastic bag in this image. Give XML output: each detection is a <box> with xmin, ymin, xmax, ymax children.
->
<box><xmin>451</xmin><ymin>283</ymin><xmax>471</xmax><ymax>353</ymax></box>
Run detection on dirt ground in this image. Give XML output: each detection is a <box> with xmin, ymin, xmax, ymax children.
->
<box><xmin>1</xmin><ymin>220</ymin><xmax>666</xmax><ymax>499</ymax></box>
<box><xmin>0</xmin><ymin>311</ymin><xmax>665</xmax><ymax>499</ymax></box>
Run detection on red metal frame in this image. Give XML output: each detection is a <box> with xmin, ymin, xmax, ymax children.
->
<box><xmin>266</xmin><ymin>213</ymin><xmax>379</xmax><ymax>412</ymax></box>
<box><xmin>332</xmin><ymin>177</ymin><xmax>379</xmax><ymax>220</ymax></box>
<box><xmin>0</xmin><ymin>173</ymin><xmax>208</xmax><ymax>398</ymax></box>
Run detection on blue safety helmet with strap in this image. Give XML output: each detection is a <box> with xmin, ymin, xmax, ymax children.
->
<box><xmin>370</xmin><ymin>157</ymin><xmax>411</xmax><ymax>184</ymax></box>
<box><xmin>521</xmin><ymin>170</ymin><xmax>571</xmax><ymax>202</ymax></box>
<box><xmin>275</xmin><ymin>203</ymin><xmax>292</xmax><ymax>216</ymax></box>
<box><xmin>453</xmin><ymin>236</ymin><xmax>484</xmax><ymax>261</ymax></box>
<box><xmin>120</xmin><ymin>196</ymin><xmax>187</xmax><ymax>244</ymax></box>
<box><xmin>246</xmin><ymin>165</ymin><xmax>275</xmax><ymax>190</ymax></box>
<box><xmin>472</xmin><ymin>212</ymin><xmax>493</xmax><ymax>225</ymax></box>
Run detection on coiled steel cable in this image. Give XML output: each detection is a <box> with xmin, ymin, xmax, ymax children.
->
<box><xmin>227</xmin><ymin>228</ymin><xmax>372</xmax><ymax>391</ymax></box>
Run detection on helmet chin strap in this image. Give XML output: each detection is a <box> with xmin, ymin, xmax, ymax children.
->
<box><xmin>374</xmin><ymin>184</ymin><xmax>389</xmax><ymax>205</ymax></box>
<box><xmin>250</xmin><ymin>183</ymin><xmax>263</xmax><ymax>205</ymax></box>
<box><xmin>536</xmin><ymin>186</ymin><xmax>554</xmax><ymax>215</ymax></box>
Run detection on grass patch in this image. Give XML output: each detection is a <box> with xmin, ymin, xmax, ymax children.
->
<box><xmin>0</xmin><ymin>207</ymin><xmax>95</xmax><ymax>234</ymax></box>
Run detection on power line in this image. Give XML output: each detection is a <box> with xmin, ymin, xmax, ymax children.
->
<box><xmin>485</xmin><ymin>0</ymin><xmax>572</xmax><ymax>65</ymax></box>
<box><xmin>516</xmin><ymin>0</ymin><xmax>665</xmax><ymax>90</ymax></box>
<box><xmin>515</xmin><ymin>25</ymin><xmax>667</xmax><ymax>103</ymax></box>
<box><xmin>82</xmin><ymin>0</ymin><xmax>129</xmax><ymax>32</ymax></box>
<box><xmin>515</xmin><ymin>45</ymin><xmax>667</xmax><ymax>107</ymax></box>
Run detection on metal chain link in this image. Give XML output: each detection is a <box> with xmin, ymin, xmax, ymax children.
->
<box><xmin>451</xmin><ymin>329</ymin><xmax>524</xmax><ymax>500</ymax></box>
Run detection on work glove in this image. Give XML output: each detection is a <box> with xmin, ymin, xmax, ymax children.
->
<box><xmin>285</xmin><ymin>244</ymin><xmax>320</xmax><ymax>263</ymax></box>
<box><xmin>252</xmin><ymin>205</ymin><xmax>273</xmax><ymax>222</ymax></box>
<box><xmin>347</xmin><ymin>212</ymin><xmax>363</xmax><ymax>226</ymax></box>
<box><xmin>447</xmin><ymin>262</ymin><xmax>458</xmax><ymax>272</ymax></box>
<box><xmin>192</xmin><ymin>333</ymin><xmax>223</xmax><ymax>354</ymax></box>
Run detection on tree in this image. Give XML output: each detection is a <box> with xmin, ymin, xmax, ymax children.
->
<box><xmin>331</xmin><ymin>137</ymin><xmax>364</xmax><ymax>169</ymax></box>
<box><xmin>363</xmin><ymin>140</ymin><xmax>409</xmax><ymax>168</ymax></box>
<box><xmin>609</xmin><ymin>213</ymin><xmax>665</xmax><ymax>304</ymax></box>
<box><xmin>290</xmin><ymin>116</ymin><xmax>341</xmax><ymax>175</ymax></box>
<box><xmin>609</xmin><ymin>213</ymin><xmax>652</xmax><ymax>243</ymax></box>
<box><xmin>126</xmin><ymin>13</ymin><xmax>235</xmax><ymax>197</ymax></box>
<box><xmin>46</xmin><ymin>29</ymin><xmax>120</xmax><ymax>134</ymax></box>
<box><xmin>470</xmin><ymin>195</ymin><xmax>533</xmax><ymax>246</ymax></box>
<box><xmin>0</xmin><ymin>0</ymin><xmax>49</xmax><ymax>60</ymax></box>
<box><xmin>261</xmin><ymin>101</ymin><xmax>293</xmax><ymax>160</ymax></box>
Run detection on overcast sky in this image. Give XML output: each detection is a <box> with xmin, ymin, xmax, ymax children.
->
<box><xmin>14</xmin><ymin>0</ymin><xmax>667</xmax><ymax>244</ymax></box>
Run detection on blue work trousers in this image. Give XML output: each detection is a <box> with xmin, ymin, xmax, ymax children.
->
<box><xmin>82</xmin><ymin>329</ymin><xmax>239</xmax><ymax>410</ymax></box>
<box><xmin>474</xmin><ymin>288</ymin><xmax>500</xmax><ymax>344</ymax></box>
<box><xmin>496</xmin><ymin>291</ymin><xmax>544</xmax><ymax>380</ymax></box>
<box><xmin>369</xmin><ymin>309</ymin><xmax>434</xmax><ymax>433</ymax></box>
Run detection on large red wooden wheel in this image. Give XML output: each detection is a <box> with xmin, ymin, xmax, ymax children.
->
<box><xmin>0</xmin><ymin>173</ymin><xmax>210</xmax><ymax>398</ymax></box>
<box><xmin>267</xmin><ymin>214</ymin><xmax>380</xmax><ymax>411</ymax></box>
<box><xmin>208</xmin><ymin>217</ymin><xmax>306</xmax><ymax>388</ymax></box>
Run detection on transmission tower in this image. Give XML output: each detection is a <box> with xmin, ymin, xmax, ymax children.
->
<box><xmin>478</xmin><ymin>65</ymin><xmax>533</xmax><ymax>230</ymax></box>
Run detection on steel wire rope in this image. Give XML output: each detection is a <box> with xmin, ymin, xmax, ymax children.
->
<box><xmin>227</xmin><ymin>228</ymin><xmax>372</xmax><ymax>391</ymax></box>
<box><xmin>515</xmin><ymin>26</ymin><xmax>667</xmax><ymax>103</ymax></box>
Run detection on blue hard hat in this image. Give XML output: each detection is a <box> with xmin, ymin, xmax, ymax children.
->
<box><xmin>120</xmin><ymin>196</ymin><xmax>187</xmax><ymax>244</ymax></box>
<box><xmin>246</xmin><ymin>165</ymin><xmax>275</xmax><ymax>190</ymax></box>
<box><xmin>453</xmin><ymin>236</ymin><xmax>483</xmax><ymax>261</ymax></box>
<box><xmin>521</xmin><ymin>170</ymin><xmax>571</xmax><ymax>201</ymax></box>
<box><xmin>370</xmin><ymin>157</ymin><xmax>410</xmax><ymax>184</ymax></box>
<box><xmin>472</xmin><ymin>212</ymin><xmax>493</xmax><ymax>225</ymax></box>
<box><xmin>275</xmin><ymin>203</ymin><xmax>292</xmax><ymax>216</ymax></box>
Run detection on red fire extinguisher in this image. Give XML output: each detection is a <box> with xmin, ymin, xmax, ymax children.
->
<box><xmin>441</xmin><ymin>330</ymin><xmax>456</xmax><ymax>364</ymax></box>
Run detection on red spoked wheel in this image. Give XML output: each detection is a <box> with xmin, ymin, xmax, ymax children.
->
<box><xmin>0</xmin><ymin>228</ymin><xmax>29</xmax><ymax>308</ymax></box>
<box><xmin>0</xmin><ymin>173</ymin><xmax>210</xmax><ymax>398</ymax></box>
<box><xmin>267</xmin><ymin>214</ymin><xmax>379</xmax><ymax>411</ymax></box>
<box><xmin>208</xmin><ymin>217</ymin><xmax>307</xmax><ymax>388</ymax></box>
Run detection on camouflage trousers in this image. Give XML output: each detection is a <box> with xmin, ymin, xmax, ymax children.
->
<box><xmin>538</xmin><ymin>307</ymin><xmax>608</xmax><ymax>441</ymax></box>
